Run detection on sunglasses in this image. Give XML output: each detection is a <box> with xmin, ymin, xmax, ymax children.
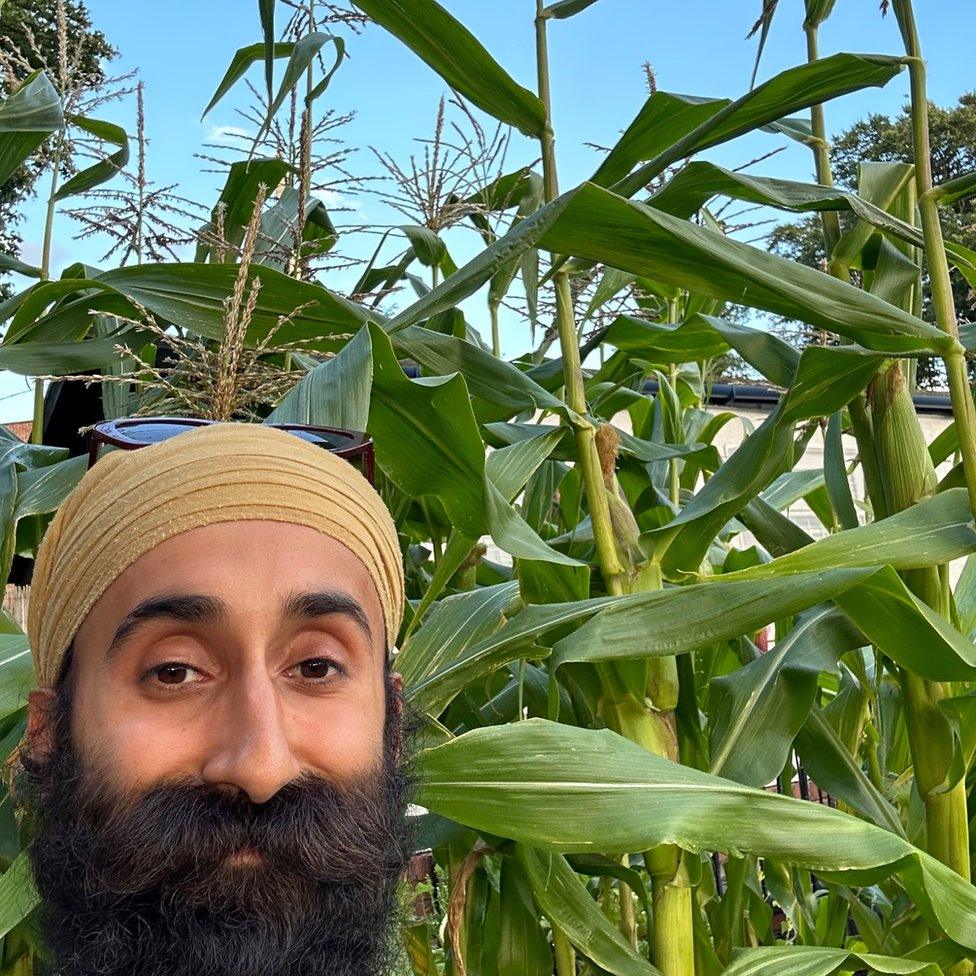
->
<box><xmin>87</xmin><ymin>417</ymin><xmax>376</xmax><ymax>485</ymax></box>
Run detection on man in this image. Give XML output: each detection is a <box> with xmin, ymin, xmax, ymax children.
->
<box><xmin>17</xmin><ymin>422</ymin><xmax>416</xmax><ymax>976</ymax></box>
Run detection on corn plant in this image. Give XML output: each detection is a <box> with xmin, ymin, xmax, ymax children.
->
<box><xmin>1</xmin><ymin>1</ymin><xmax>976</xmax><ymax>974</ymax></box>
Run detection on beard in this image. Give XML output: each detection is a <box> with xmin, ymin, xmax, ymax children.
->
<box><xmin>17</xmin><ymin>672</ymin><xmax>417</xmax><ymax>976</ymax></box>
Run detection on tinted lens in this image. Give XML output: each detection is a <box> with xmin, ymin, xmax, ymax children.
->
<box><xmin>280</xmin><ymin>427</ymin><xmax>357</xmax><ymax>450</ymax></box>
<box><xmin>115</xmin><ymin>420</ymin><xmax>207</xmax><ymax>445</ymax></box>
<box><xmin>105</xmin><ymin>421</ymin><xmax>361</xmax><ymax>455</ymax></box>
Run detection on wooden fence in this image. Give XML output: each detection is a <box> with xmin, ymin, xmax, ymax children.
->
<box><xmin>3</xmin><ymin>585</ymin><xmax>29</xmax><ymax>633</ymax></box>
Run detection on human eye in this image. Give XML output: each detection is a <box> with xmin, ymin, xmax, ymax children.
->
<box><xmin>286</xmin><ymin>657</ymin><xmax>345</xmax><ymax>684</ymax></box>
<box><xmin>142</xmin><ymin>661</ymin><xmax>206</xmax><ymax>691</ymax></box>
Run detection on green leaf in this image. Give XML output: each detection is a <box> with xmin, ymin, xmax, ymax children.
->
<box><xmin>537</xmin><ymin>183</ymin><xmax>951</xmax><ymax>355</ymax></box>
<box><xmin>824</xmin><ymin>412</ymin><xmax>858</xmax><ymax>531</ymax></box>
<box><xmin>650</xmin><ymin>161</ymin><xmax>923</xmax><ymax>251</ymax></box>
<box><xmin>722</xmin><ymin>489</ymin><xmax>976</xmax><ymax>581</ymax></box>
<box><xmin>0</xmin><ymin>333</ymin><xmax>153</xmax><ymax>376</ymax></box>
<box><xmin>365</xmin><ymin>323</ymin><xmax>577</xmax><ymax>565</ymax></box>
<box><xmin>406</xmin><ymin>595</ymin><xmax>616</xmax><ymax>715</ymax></box>
<box><xmin>349</xmin><ymin>0</ymin><xmax>546</xmax><ymax>137</ymax></box>
<box><xmin>261</xmin><ymin>33</ymin><xmax>345</xmax><ymax>140</ymax></box>
<box><xmin>550</xmin><ymin>562</ymin><xmax>976</xmax><ymax>686</ymax></box>
<box><xmin>596</xmin><ymin>55</ymin><xmax>905</xmax><ymax>196</ymax></box>
<box><xmin>642</xmin><ymin>346</ymin><xmax>884</xmax><ymax>576</ymax></box>
<box><xmin>420</xmin><ymin>719</ymin><xmax>976</xmax><ymax>951</ymax></box>
<box><xmin>486</xmin><ymin>428</ymin><xmax>565</xmax><ymax>503</ymax></box>
<box><xmin>516</xmin><ymin>845</ymin><xmax>660</xmax><ymax>976</ymax></box>
<box><xmin>498</xmin><ymin>857</ymin><xmax>554</xmax><ymax>976</ymax></box>
<box><xmin>398</xmin><ymin>581</ymin><xmax>522</xmax><ymax>697</ymax></box>
<box><xmin>267</xmin><ymin>321</ymin><xmax>372</xmax><ymax>430</ymax></box>
<box><xmin>368</xmin><ymin>324</ymin><xmax>486</xmax><ymax>537</ymax></box>
<box><xmin>53</xmin><ymin>115</ymin><xmax>129</xmax><ymax>200</ymax></box>
<box><xmin>209</xmin><ymin>157</ymin><xmax>296</xmax><ymax>248</ymax></box>
<box><xmin>604</xmin><ymin>313</ymin><xmax>799</xmax><ymax>387</ymax></box>
<box><xmin>259</xmin><ymin>0</ymin><xmax>276</xmax><ymax>106</ymax></box>
<box><xmin>13</xmin><ymin>454</ymin><xmax>86</xmax><ymax>521</ymax></box>
<box><xmin>392</xmin><ymin>325</ymin><xmax>565</xmax><ymax>415</ymax></box>
<box><xmin>0</xmin><ymin>70</ymin><xmax>64</xmax><ymax>186</ymax></box>
<box><xmin>794</xmin><ymin>703</ymin><xmax>905</xmax><ymax>837</ymax></box>
<box><xmin>401</xmin><ymin>225</ymin><xmax>446</xmax><ymax>268</ymax></box>
<box><xmin>202</xmin><ymin>40</ymin><xmax>296</xmax><ymax>118</ymax></box>
<box><xmin>829</xmin><ymin>162</ymin><xmax>916</xmax><ymax>276</ymax></box>
<box><xmin>254</xmin><ymin>187</ymin><xmax>337</xmax><ymax>270</ymax></box>
<box><xmin>26</xmin><ymin>263</ymin><xmax>370</xmax><ymax>351</ymax></box>
<box><xmin>387</xmin><ymin>189</ymin><xmax>576</xmax><ymax>333</ymax></box>
<box><xmin>0</xmin><ymin>253</ymin><xmax>41</xmax><ymax>278</ymax></box>
<box><xmin>931</xmin><ymin>170</ymin><xmax>976</xmax><ymax>207</ymax></box>
<box><xmin>708</xmin><ymin>607</ymin><xmax>866</xmax><ymax>790</ymax></box>
<box><xmin>0</xmin><ymin>634</ymin><xmax>33</xmax><ymax>722</ymax></box>
<box><xmin>0</xmin><ymin>854</ymin><xmax>38</xmax><ymax>940</ymax></box>
<box><xmin>804</xmin><ymin>0</ymin><xmax>837</xmax><ymax>28</ymax></box>
<box><xmin>723</xmin><ymin>945</ymin><xmax>941</xmax><ymax>976</ymax></box>
<box><xmin>542</xmin><ymin>0</ymin><xmax>601</xmax><ymax>18</ymax></box>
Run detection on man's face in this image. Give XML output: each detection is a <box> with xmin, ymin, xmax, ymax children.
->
<box><xmin>68</xmin><ymin>519</ymin><xmax>391</xmax><ymax>800</ymax></box>
<box><xmin>22</xmin><ymin>520</ymin><xmax>413</xmax><ymax>976</ymax></box>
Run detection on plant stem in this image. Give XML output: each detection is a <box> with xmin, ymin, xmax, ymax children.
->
<box><xmin>292</xmin><ymin>1</ymin><xmax>315</xmax><ymax>280</ymax></box>
<box><xmin>894</xmin><ymin>0</ymin><xmax>976</xmax><ymax>519</ymax></box>
<box><xmin>534</xmin><ymin>9</ymin><xmax>692</xmax><ymax>974</ymax></box>
<box><xmin>667</xmin><ymin>299</ymin><xmax>681</xmax><ymax>507</ymax></box>
<box><xmin>135</xmin><ymin>82</ymin><xmax>146</xmax><ymax>266</ymax></box>
<box><xmin>803</xmin><ymin>23</ymin><xmax>887</xmax><ymax>518</ymax></box>
<box><xmin>899</xmin><ymin>665</ymin><xmax>970</xmax><ymax>875</ymax></box>
<box><xmin>552</xmin><ymin>924</ymin><xmax>576</xmax><ymax>976</ymax></box>
<box><xmin>619</xmin><ymin>858</ymin><xmax>638</xmax><ymax>949</ymax></box>
<box><xmin>647</xmin><ymin>849</ymin><xmax>695</xmax><ymax>975</ymax></box>
<box><xmin>804</xmin><ymin>26</ymin><xmax>840</xmax><ymax>254</ymax></box>
<box><xmin>33</xmin><ymin>134</ymin><xmax>65</xmax><ymax>445</ymax></box>
<box><xmin>490</xmin><ymin>303</ymin><xmax>500</xmax><ymax>357</ymax></box>
<box><xmin>534</xmin><ymin>0</ymin><xmax>624</xmax><ymax>598</ymax></box>
<box><xmin>804</xmin><ymin>13</ymin><xmax>973</xmax><ymax>944</ymax></box>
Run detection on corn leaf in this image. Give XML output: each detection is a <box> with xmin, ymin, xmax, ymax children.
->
<box><xmin>0</xmin><ymin>70</ymin><xmax>64</xmax><ymax>186</ymax></box>
<box><xmin>595</xmin><ymin>54</ymin><xmax>905</xmax><ymax>196</ymax></box>
<box><xmin>53</xmin><ymin>115</ymin><xmax>129</xmax><ymax>200</ymax></box>
<box><xmin>794</xmin><ymin>704</ymin><xmax>905</xmax><ymax>837</ymax></box>
<box><xmin>349</xmin><ymin>0</ymin><xmax>546</xmax><ymax>137</ymax></box>
<box><xmin>542</xmin><ymin>0</ymin><xmax>601</xmax><ymax>18</ymax></box>
<box><xmin>649</xmin><ymin>161</ymin><xmax>924</xmax><ymax>249</ymax></box>
<box><xmin>202</xmin><ymin>40</ymin><xmax>296</xmax><ymax>118</ymax></box>
<box><xmin>0</xmin><ymin>634</ymin><xmax>33</xmax><ymax>722</ymax></box>
<box><xmin>0</xmin><ymin>854</ymin><xmax>37</xmax><ymax>941</ymax></box>
<box><xmin>707</xmin><ymin>607</ymin><xmax>866</xmax><ymax>789</ymax></box>
<box><xmin>516</xmin><ymin>844</ymin><xmax>661</xmax><ymax>976</ymax></box>
<box><xmin>723</xmin><ymin>945</ymin><xmax>941</xmax><ymax>976</ymax></box>
<box><xmin>498</xmin><ymin>857</ymin><xmax>553</xmax><ymax>976</ymax></box>
<box><xmin>420</xmin><ymin>719</ymin><xmax>976</xmax><ymax>950</ymax></box>
<box><xmin>537</xmin><ymin>184</ymin><xmax>951</xmax><ymax>355</ymax></box>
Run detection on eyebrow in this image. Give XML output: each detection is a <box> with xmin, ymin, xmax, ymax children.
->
<box><xmin>105</xmin><ymin>589</ymin><xmax>374</xmax><ymax>658</ymax></box>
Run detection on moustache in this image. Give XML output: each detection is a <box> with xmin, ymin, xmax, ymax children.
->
<box><xmin>34</xmin><ymin>763</ymin><xmax>411</xmax><ymax>917</ymax></box>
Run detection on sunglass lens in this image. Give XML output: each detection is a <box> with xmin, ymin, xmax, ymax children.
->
<box><xmin>118</xmin><ymin>421</ymin><xmax>207</xmax><ymax>445</ymax></box>
<box><xmin>284</xmin><ymin>428</ymin><xmax>356</xmax><ymax>450</ymax></box>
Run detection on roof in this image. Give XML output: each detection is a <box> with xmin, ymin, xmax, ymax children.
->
<box><xmin>5</xmin><ymin>421</ymin><xmax>33</xmax><ymax>443</ymax></box>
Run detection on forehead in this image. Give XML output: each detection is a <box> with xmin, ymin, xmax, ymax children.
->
<box><xmin>74</xmin><ymin>520</ymin><xmax>385</xmax><ymax>646</ymax></box>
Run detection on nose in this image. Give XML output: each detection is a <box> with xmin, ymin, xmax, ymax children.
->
<box><xmin>200</xmin><ymin>671</ymin><xmax>302</xmax><ymax>804</ymax></box>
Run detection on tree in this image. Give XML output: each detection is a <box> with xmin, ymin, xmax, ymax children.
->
<box><xmin>0</xmin><ymin>0</ymin><xmax>115</xmax><ymax>284</ymax></box>
<box><xmin>768</xmin><ymin>92</ymin><xmax>976</xmax><ymax>387</ymax></box>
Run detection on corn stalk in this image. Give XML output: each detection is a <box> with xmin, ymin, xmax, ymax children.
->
<box><xmin>804</xmin><ymin>11</ymin><xmax>972</xmax><ymax>895</ymax></box>
<box><xmin>534</xmin><ymin>5</ymin><xmax>695</xmax><ymax>973</ymax></box>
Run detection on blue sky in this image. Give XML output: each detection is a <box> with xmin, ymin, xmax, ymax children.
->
<box><xmin>1</xmin><ymin>0</ymin><xmax>973</xmax><ymax>422</ymax></box>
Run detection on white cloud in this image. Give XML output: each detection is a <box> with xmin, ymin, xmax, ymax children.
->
<box><xmin>205</xmin><ymin>124</ymin><xmax>255</xmax><ymax>146</ymax></box>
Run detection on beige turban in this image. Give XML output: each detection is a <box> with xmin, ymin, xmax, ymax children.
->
<box><xmin>27</xmin><ymin>423</ymin><xmax>405</xmax><ymax>688</ymax></box>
